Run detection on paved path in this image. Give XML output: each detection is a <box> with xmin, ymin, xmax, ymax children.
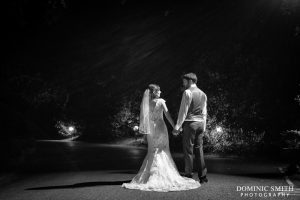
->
<box><xmin>0</xmin><ymin>140</ymin><xmax>299</xmax><ymax>200</ymax></box>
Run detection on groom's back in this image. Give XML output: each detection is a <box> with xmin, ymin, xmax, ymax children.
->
<box><xmin>186</xmin><ymin>87</ymin><xmax>207</xmax><ymax>121</ymax></box>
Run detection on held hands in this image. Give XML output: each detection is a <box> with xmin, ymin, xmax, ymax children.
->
<box><xmin>172</xmin><ymin>127</ymin><xmax>182</xmax><ymax>136</ymax></box>
<box><xmin>172</xmin><ymin>129</ymin><xmax>179</xmax><ymax>136</ymax></box>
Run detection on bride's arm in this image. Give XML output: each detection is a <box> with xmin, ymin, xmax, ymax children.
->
<box><xmin>164</xmin><ymin>111</ymin><xmax>175</xmax><ymax>129</ymax></box>
<box><xmin>161</xmin><ymin>100</ymin><xmax>175</xmax><ymax>128</ymax></box>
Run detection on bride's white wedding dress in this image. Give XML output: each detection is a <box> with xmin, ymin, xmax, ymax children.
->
<box><xmin>122</xmin><ymin>98</ymin><xmax>201</xmax><ymax>192</ymax></box>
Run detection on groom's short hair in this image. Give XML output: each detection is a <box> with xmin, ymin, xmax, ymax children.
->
<box><xmin>182</xmin><ymin>73</ymin><xmax>197</xmax><ymax>83</ymax></box>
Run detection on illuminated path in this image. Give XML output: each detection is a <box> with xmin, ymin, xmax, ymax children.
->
<box><xmin>0</xmin><ymin>140</ymin><xmax>299</xmax><ymax>200</ymax></box>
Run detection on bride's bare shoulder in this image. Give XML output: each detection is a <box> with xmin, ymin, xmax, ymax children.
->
<box><xmin>152</xmin><ymin>98</ymin><xmax>166</xmax><ymax>107</ymax></box>
<box><xmin>158</xmin><ymin>98</ymin><xmax>166</xmax><ymax>104</ymax></box>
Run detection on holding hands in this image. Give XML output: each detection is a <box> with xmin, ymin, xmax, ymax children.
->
<box><xmin>172</xmin><ymin>125</ymin><xmax>182</xmax><ymax>137</ymax></box>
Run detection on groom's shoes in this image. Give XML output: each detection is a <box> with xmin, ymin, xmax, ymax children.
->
<box><xmin>199</xmin><ymin>176</ymin><xmax>208</xmax><ymax>184</ymax></box>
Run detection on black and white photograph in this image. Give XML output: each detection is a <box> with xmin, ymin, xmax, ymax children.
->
<box><xmin>1</xmin><ymin>0</ymin><xmax>300</xmax><ymax>199</ymax></box>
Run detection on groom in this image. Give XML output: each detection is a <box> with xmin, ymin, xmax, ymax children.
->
<box><xmin>172</xmin><ymin>73</ymin><xmax>208</xmax><ymax>184</ymax></box>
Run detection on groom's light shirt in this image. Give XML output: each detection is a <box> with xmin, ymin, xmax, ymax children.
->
<box><xmin>175</xmin><ymin>84</ymin><xmax>207</xmax><ymax>131</ymax></box>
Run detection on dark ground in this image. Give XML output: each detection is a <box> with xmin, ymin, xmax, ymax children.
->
<box><xmin>0</xmin><ymin>140</ymin><xmax>299</xmax><ymax>200</ymax></box>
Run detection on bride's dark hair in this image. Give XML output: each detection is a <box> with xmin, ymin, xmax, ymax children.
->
<box><xmin>148</xmin><ymin>84</ymin><xmax>160</xmax><ymax>99</ymax></box>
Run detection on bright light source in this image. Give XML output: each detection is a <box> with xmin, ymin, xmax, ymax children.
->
<box><xmin>68</xmin><ymin>126</ymin><xmax>75</xmax><ymax>132</ymax></box>
<box><xmin>216</xmin><ymin>126</ymin><xmax>223</xmax><ymax>132</ymax></box>
<box><xmin>133</xmin><ymin>126</ymin><xmax>139</xmax><ymax>132</ymax></box>
<box><xmin>56</xmin><ymin>120</ymin><xmax>81</xmax><ymax>139</ymax></box>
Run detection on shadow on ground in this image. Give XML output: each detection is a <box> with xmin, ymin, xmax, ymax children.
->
<box><xmin>25</xmin><ymin>180</ymin><xmax>131</xmax><ymax>190</ymax></box>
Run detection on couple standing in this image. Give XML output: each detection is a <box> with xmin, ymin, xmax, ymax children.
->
<box><xmin>122</xmin><ymin>73</ymin><xmax>208</xmax><ymax>192</ymax></box>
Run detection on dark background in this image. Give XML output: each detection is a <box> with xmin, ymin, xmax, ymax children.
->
<box><xmin>1</xmin><ymin>0</ymin><xmax>300</xmax><ymax>171</ymax></box>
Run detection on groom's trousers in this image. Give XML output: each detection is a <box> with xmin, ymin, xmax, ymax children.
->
<box><xmin>182</xmin><ymin>121</ymin><xmax>207</xmax><ymax>178</ymax></box>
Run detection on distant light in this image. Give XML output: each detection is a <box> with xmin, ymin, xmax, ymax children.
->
<box><xmin>68</xmin><ymin>126</ymin><xmax>75</xmax><ymax>132</ymax></box>
<box><xmin>133</xmin><ymin>126</ymin><xmax>139</xmax><ymax>132</ymax></box>
<box><xmin>56</xmin><ymin>120</ymin><xmax>81</xmax><ymax>139</ymax></box>
<box><xmin>216</xmin><ymin>126</ymin><xmax>223</xmax><ymax>132</ymax></box>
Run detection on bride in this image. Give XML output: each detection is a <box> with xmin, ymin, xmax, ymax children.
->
<box><xmin>122</xmin><ymin>84</ymin><xmax>201</xmax><ymax>192</ymax></box>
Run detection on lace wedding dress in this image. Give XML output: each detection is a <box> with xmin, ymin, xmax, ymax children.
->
<box><xmin>122</xmin><ymin>98</ymin><xmax>201</xmax><ymax>192</ymax></box>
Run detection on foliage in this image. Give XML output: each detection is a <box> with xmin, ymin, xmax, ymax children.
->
<box><xmin>204</xmin><ymin>126</ymin><xmax>265</xmax><ymax>154</ymax></box>
<box><xmin>281</xmin><ymin>85</ymin><xmax>300</xmax><ymax>149</ymax></box>
<box><xmin>6</xmin><ymin>74</ymin><xmax>67</xmax><ymax>108</ymax></box>
<box><xmin>191</xmin><ymin>50</ymin><xmax>267</xmax><ymax>154</ymax></box>
<box><xmin>3</xmin><ymin>73</ymin><xmax>71</xmax><ymax>138</ymax></box>
<box><xmin>111</xmin><ymin>91</ymin><xmax>142</xmax><ymax>138</ymax></box>
<box><xmin>55</xmin><ymin>120</ymin><xmax>83</xmax><ymax>139</ymax></box>
<box><xmin>281</xmin><ymin>130</ymin><xmax>300</xmax><ymax>149</ymax></box>
<box><xmin>9</xmin><ymin>0</ymin><xmax>68</xmax><ymax>27</ymax></box>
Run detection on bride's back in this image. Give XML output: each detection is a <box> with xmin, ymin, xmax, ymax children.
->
<box><xmin>149</xmin><ymin>98</ymin><xmax>165</xmax><ymax>121</ymax></box>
